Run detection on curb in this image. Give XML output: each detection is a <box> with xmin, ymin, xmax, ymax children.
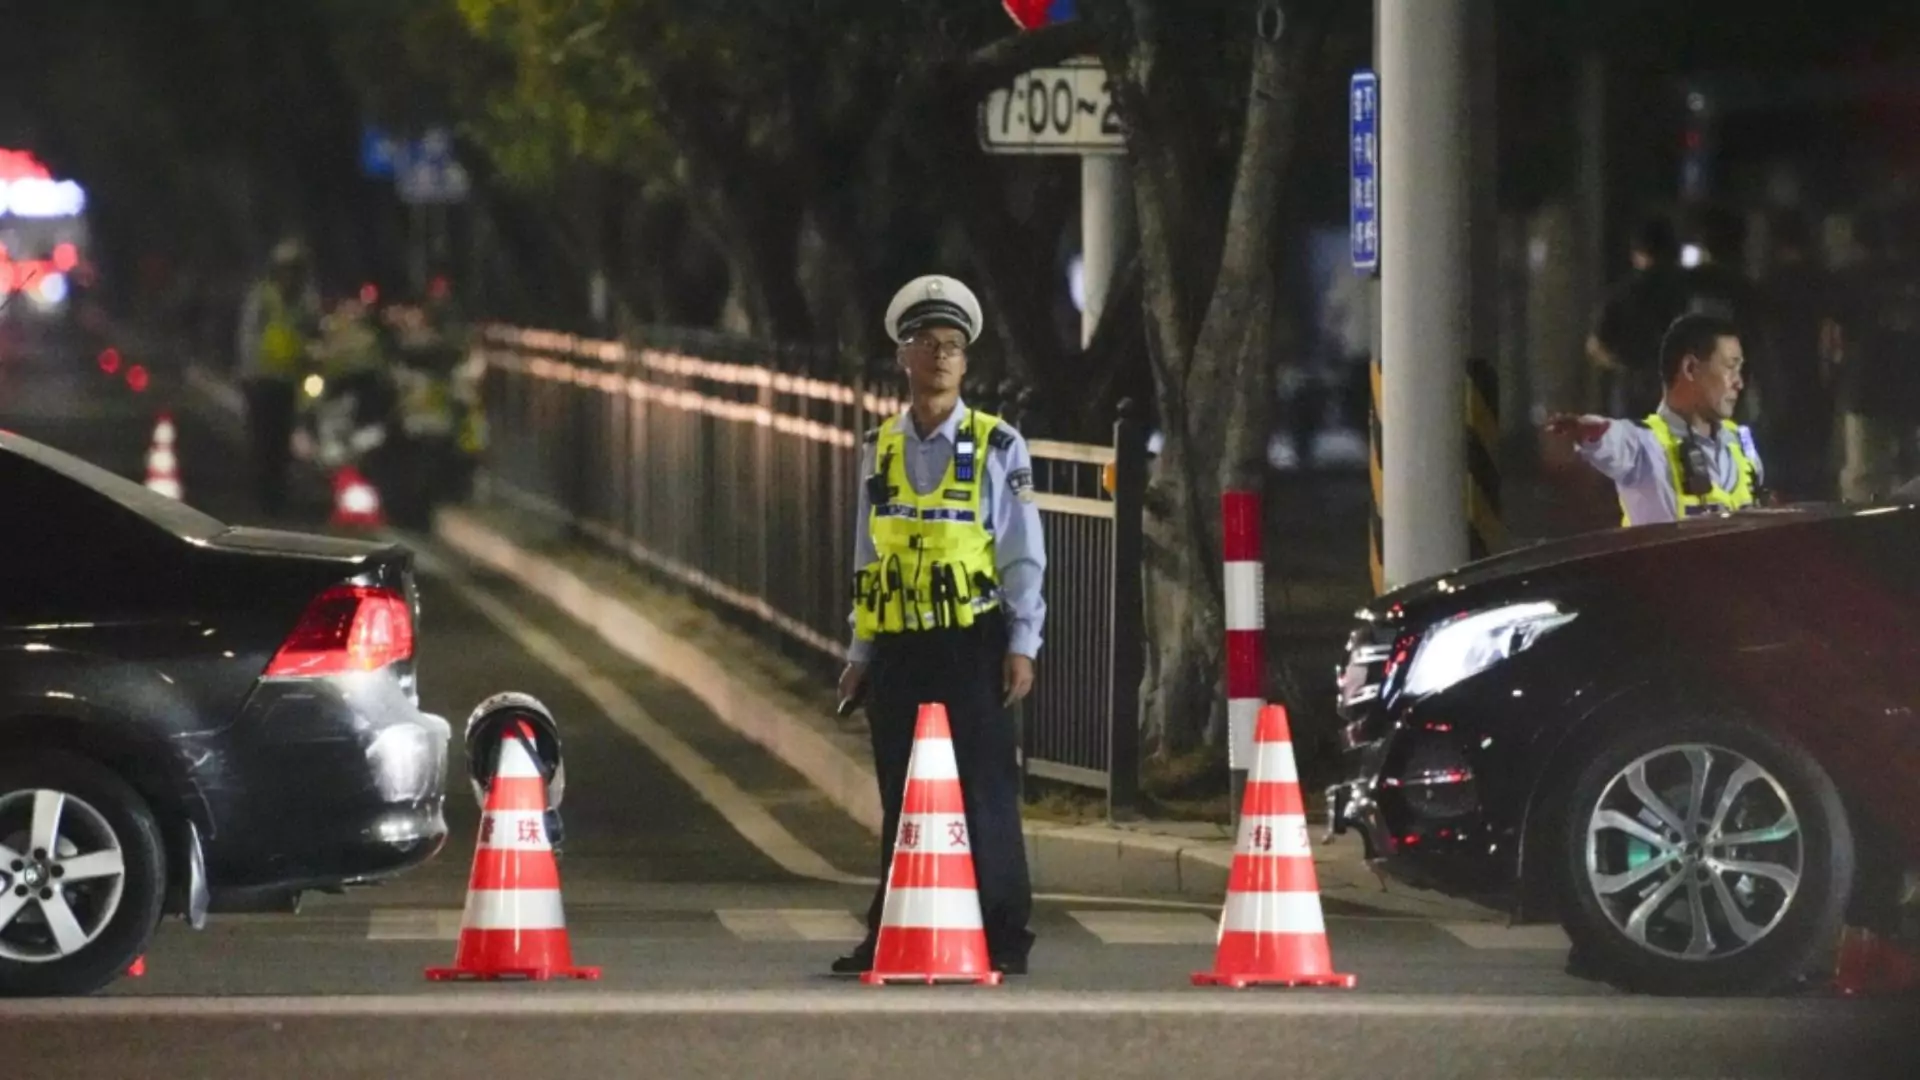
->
<box><xmin>186</xmin><ymin>363</ymin><xmax>247</xmax><ymax>420</ymax></box>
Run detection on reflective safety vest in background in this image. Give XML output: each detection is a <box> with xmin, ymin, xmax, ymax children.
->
<box><xmin>317</xmin><ymin>313</ymin><xmax>383</xmax><ymax>381</ymax></box>
<box><xmin>1621</xmin><ymin>413</ymin><xmax>1759</xmax><ymax>525</ymax></box>
<box><xmin>256</xmin><ymin>282</ymin><xmax>306</xmax><ymax>378</ymax></box>
<box><xmin>853</xmin><ymin>409</ymin><xmax>1006</xmax><ymax>639</ymax></box>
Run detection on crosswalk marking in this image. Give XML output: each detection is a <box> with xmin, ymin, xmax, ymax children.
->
<box><xmin>366</xmin><ymin>910</ymin><xmax>465</xmax><ymax>942</ymax></box>
<box><xmin>1438</xmin><ymin>922</ymin><xmax>1570</xmax><ymax>951</ymax></box>
<box><xmin>715</xmin><ymin>909</ymin><xmax>867</xmax><ymax>943</ymax></box>
<box><xmin>342</xmin><ymin>906</ymin><xmax>1561</xmax><ymax>949</ymax></box>
<box><xmin>1068</xmin><ymin>911</ymin><xmax>1218</xmax><ymax>945</ymax></box>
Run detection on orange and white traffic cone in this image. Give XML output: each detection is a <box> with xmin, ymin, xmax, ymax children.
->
<box><xmin>1194</xmin><ymin>703</ymin><xmax>1356</xmax><ymax>990</ymax></box>
<box><xmin>1832</xmin><ymin>926</ymin><xmax>1920</xmax><ymax>997</ymax></box>
<box><xmin>330</xmin><ymin>464</ymin><xmax>384</xmax><ymax>529</ymax></box>
<box><xmin>144</xmin><ymin>412</ymin><xmax>182</xmax><ymax>500</ymax></box>
<box><xmin>426</xmin><ymin>720</ymin><xmax>598</xmax><ymax>982</ymax></box>
<box><xmin>862</xmin><ymin>702</ymin><xmax>1001</xmax><ymax>986</ymax></box>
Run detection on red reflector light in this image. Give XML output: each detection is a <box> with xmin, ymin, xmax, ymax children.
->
<box><xmin>98</xmin><ymin>347</ymin><xmax>121</xmax><ymax>374</ymax></box>
<box><xmin>126</xmin><ymin>364</ymin><xmax>149</xmax><ymax>392</ymax></box>
<box><xmin>265</xmin><ymin>585</ymin><xmax>414</xmax><ymax>678</ymax></box>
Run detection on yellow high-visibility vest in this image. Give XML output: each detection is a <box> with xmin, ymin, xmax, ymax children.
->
<box><xmin>852</xmin><ymin>409</ymin><xmax>1005</xmax><ymax>639</ymax></box>
<box><xmin>1620</xmin><ymin>413</ymin><xmax>1759</xmax><ymax>525</ymax></box>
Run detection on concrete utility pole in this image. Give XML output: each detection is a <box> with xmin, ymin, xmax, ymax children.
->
<box><xmin>1379</xmin><ymin>0</ymin><xmax>1478</xmax><ymax>588</ymax></box>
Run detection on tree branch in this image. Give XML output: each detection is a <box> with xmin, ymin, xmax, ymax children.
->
<box><xmin>955</xmin><ymin>19</ymin><xmax>1103</xmax><ymax>96</ymax></box>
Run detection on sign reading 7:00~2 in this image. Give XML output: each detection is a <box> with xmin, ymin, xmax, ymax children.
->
<box><xmin>977</xmin><ymin>59</ymin><xmax>1127</xmax><ymax>156</ymax></box>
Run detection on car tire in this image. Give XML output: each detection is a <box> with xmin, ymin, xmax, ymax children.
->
<box><xmin>1554</xmin><ymin>715</ymin><xmax>1854</xmax><ymax>997</ymax></box>
<box><xmin>0</xmin><ymin>751</ymin><xmax>168</xmax><ymax>998</ymax></box>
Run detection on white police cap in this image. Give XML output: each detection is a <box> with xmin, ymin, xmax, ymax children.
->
<box><xmin>885</xmin><ymin>275</ymin><xmax>984</xmax><ymax>346</ymax></box>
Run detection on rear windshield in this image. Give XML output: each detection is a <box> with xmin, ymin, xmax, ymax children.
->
<box><xmin>0</xmin><ymin>430</ymin><xmax>228</xmax><ymax>541</ymax></box>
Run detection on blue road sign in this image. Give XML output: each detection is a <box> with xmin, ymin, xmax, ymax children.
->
<box><xmin>360</xmin><ymin>126</ymin><xmax>400</xmax><ymax>179</ymax></box>
<box><xmin>1349</xmin><ymin>69</ymin><xmax>1379</xmax><ymax>274</ymax></box>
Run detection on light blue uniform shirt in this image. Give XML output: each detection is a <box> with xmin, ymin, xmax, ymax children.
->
<box><xmin>847</xmin><ymin>400</ymin><xmax>1047</xmax><ymax>662</ymax></box>
<box><xmin>1575</xmin><ymin>402</ymin><xmax>1765</xmax><ymax>526</ymax></box>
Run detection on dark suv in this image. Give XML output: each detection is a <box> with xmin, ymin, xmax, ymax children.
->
<box><xmin>1327</xmin><ymin>505</ymin><xmax>1920</xmax><ymax>996</ymax></box>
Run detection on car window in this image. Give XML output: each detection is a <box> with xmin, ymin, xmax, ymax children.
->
<box><xmin>0</xmin><ymin>431</ymin><xmax>227</xmax><ymax>541</ymax></box>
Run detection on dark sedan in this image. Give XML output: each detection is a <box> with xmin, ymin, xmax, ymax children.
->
<box><xmin>1326</xmin><ymin>504</ymin><xmax>1920</xmax><ymax>996</ymax></box>
<box><xmin>0</xmin><ymin>430</ymin><xmax>449</xmax><ymax>996</ymax></box>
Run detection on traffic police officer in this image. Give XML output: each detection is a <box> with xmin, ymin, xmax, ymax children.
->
<box><xmin>236</xmin><ymin>238</ymin><xmax>321</xmax><ymax>516</ymax></box>
<box><xmin>1547</xmin><ymin>312</ymin><xmax>1768</xmax><ymax>525</ymax></box>
<box><xmin>832</xmin><ymin>275</ymin><xmax>1047</xmax><ymax>976</ymax></box>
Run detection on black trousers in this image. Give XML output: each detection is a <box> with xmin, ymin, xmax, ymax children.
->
<box><xmin>244</xmin><ymin>377</ymin><xmax>298</xmax><ymax>517</ymax></box>
<box><xmin>860</xmin><ymin>614</ymin><xmax>1034</xmax><ymax>961</ymax></box>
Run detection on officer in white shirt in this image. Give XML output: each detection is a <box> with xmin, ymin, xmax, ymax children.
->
<box><xmin>1547</xmin><ymin>313</ymin><xmax>1769</xmax><ymax>525</ymax></box>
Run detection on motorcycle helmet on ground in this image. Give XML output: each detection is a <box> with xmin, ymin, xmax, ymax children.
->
<box><xmin>463</xmin><ymin>691</ymin><xmax>567</xmax><ymax>853</ymax></box>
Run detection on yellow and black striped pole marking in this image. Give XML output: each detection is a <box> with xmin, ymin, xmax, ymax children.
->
<box><xmin>1369</xmin><ymin>359</ymin><xmax>1385</xmax><ymax>595</ymax></box>
<box><xmin>1465</xmin><ymin>356</ymin><xmax>1505</xmax><ymax>560</ymax></box>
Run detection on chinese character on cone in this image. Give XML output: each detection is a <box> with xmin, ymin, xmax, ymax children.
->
<box><xmin>427</xmin><ymin>721</ymin><xmax>598</xmax><ymax>982</ymax></box>
<box><xmin>1194</xmin><ymin>703</ymin><xmax>1356</xmax><ymax>989</ymax></box>
<box><xmin>862</xmin><ymin>702</ymin><xmax>1001</xmax><ymax>986</ymax></box>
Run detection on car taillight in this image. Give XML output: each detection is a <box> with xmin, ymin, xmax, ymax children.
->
<box><xmin>265</xmin><ymin>585</ymin><xmax>414</xmax><ymax>678</ymax></box>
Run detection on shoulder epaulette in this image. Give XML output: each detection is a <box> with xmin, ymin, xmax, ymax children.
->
<box><xmin>986</xmin><ymin>423</ymin><xmax>1016</xmax><ymax>452</ymax></box>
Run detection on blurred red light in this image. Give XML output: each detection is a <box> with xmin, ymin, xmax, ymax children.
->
<box><xmin>52</xmin><ymin>243</ymin><xmax>77</xmax><ymax>271</ymax></box>
<box><xmin>359</xmin><ymin>282</ymin><xmax>378</xmax><ymax>305</ymax></box>
<box><xmin>126</xmin><ymin>364</ymin><xmax>149</xmax><ymax>393</ymax></box>
<box><xmin>98</xmin><ymin>347</ymin><xmax>121</xmax><ymax>374</ymax></box>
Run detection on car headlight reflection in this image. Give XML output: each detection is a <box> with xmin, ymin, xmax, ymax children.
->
<box><xmin>1402</xmin><ymin>601</ymin><xmax>1576</xmax><ymax>699</ymax></box>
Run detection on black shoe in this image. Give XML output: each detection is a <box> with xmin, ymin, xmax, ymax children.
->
<box><xmin>991</xmin><ymin>953</ymin><xmax>1028</xmax><ymax>976</ymax></box>
<box><xmin>1563</xmin><ymin>943</ymin><xmax>1603</xmax><ymax>981</ymax></box>
<box><xmin>830</xmin><ymin>947</ymin><xmax>874</xmax><ymax>975</ymax></box>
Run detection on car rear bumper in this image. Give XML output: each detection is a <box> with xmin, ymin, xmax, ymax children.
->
<box><xmin>191</xmin><ymin>670</ymin><xmax>451</xmax><ymax>891</ymax></box>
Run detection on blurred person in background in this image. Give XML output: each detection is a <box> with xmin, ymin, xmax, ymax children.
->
<box><xmin>1826</xmin><ymin>203</ymin><xmax>1920</xmax><ymax>502</ymax></box>
<box><xmin>235</xmin><ymin>238</ymin><xmax>321</xmax><ymax>516</ymax></box>
<box><xmin>304</xmin><ymin>292</ymin><xmax>396</xmax><ymax>469</ymax></box>
<box><xmin>1755</xmin><ymin>209</ymin><xmax>1838</xmax><ymax>500</ymax></box>
<box><xmin>1587</xmin><ymin>215</ymin><xmax>1690</xmax><ymax>416</ymax></box>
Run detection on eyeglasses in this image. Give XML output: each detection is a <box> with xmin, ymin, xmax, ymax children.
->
<box><xmin>902</xmin><ymin>338</ymin><xmax>965</xmax><ymax>358</ymax></box>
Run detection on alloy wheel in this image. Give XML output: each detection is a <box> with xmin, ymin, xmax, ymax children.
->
<box><xmin>0</xmin><ymin>789</ymin><xmax>129</xmax><ymax>963</ymax></box>
<box><xmin>1583</xmin><ymin>743</ymin><xmax>1803</xmax><ymax>962</ymax></box>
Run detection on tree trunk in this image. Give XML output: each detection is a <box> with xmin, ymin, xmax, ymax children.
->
<box><xmin>1093</xmin><ymin>0</ymin><xmax>1322</xmax><ymax>758</ymax></box>
<box><xmin>1138</xmin><ymin>435</ymin><xmax>1226</xmax><ymax>757</ymax></box>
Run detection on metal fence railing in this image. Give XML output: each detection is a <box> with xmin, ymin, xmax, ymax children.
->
<box><xmin>471</xmin><ymin>325</ymin><xmax>1147</xmax><ymax>816</ymax></box>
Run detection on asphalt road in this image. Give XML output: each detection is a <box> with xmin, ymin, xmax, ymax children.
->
<box><xmin>0</xmin><ymin>319</ymin><xmax>1915</xmax><ymax>1079</ymax></box>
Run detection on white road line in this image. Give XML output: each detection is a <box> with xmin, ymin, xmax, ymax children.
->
<box><xmin>1068</xmin><ymin>911</ymin><xmax>1218</xmax><ymax>945</ymax></box>
<box><xmin>1439</xmin><ymin>922</ymin><xmax>1572</xmax><ymax>951</ymax></box>
<box><xmin>716</xmin><ymin>908</ymin><xmax>867</xmax><ymax>943</ymax></box>
<box><xmin>424</xmin><ymin>557</ymin><xmax>868</xmax><ymax>887</ymax></box>
<box><xmin>367</xmin><ymin>909</ymin><xmax>465</xmax><ymax>942</ymax></box>
<box><xmin>1</xmin><ymin>992</ymin><xmax>1882</xmax><ymax>1021</ymax></box>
